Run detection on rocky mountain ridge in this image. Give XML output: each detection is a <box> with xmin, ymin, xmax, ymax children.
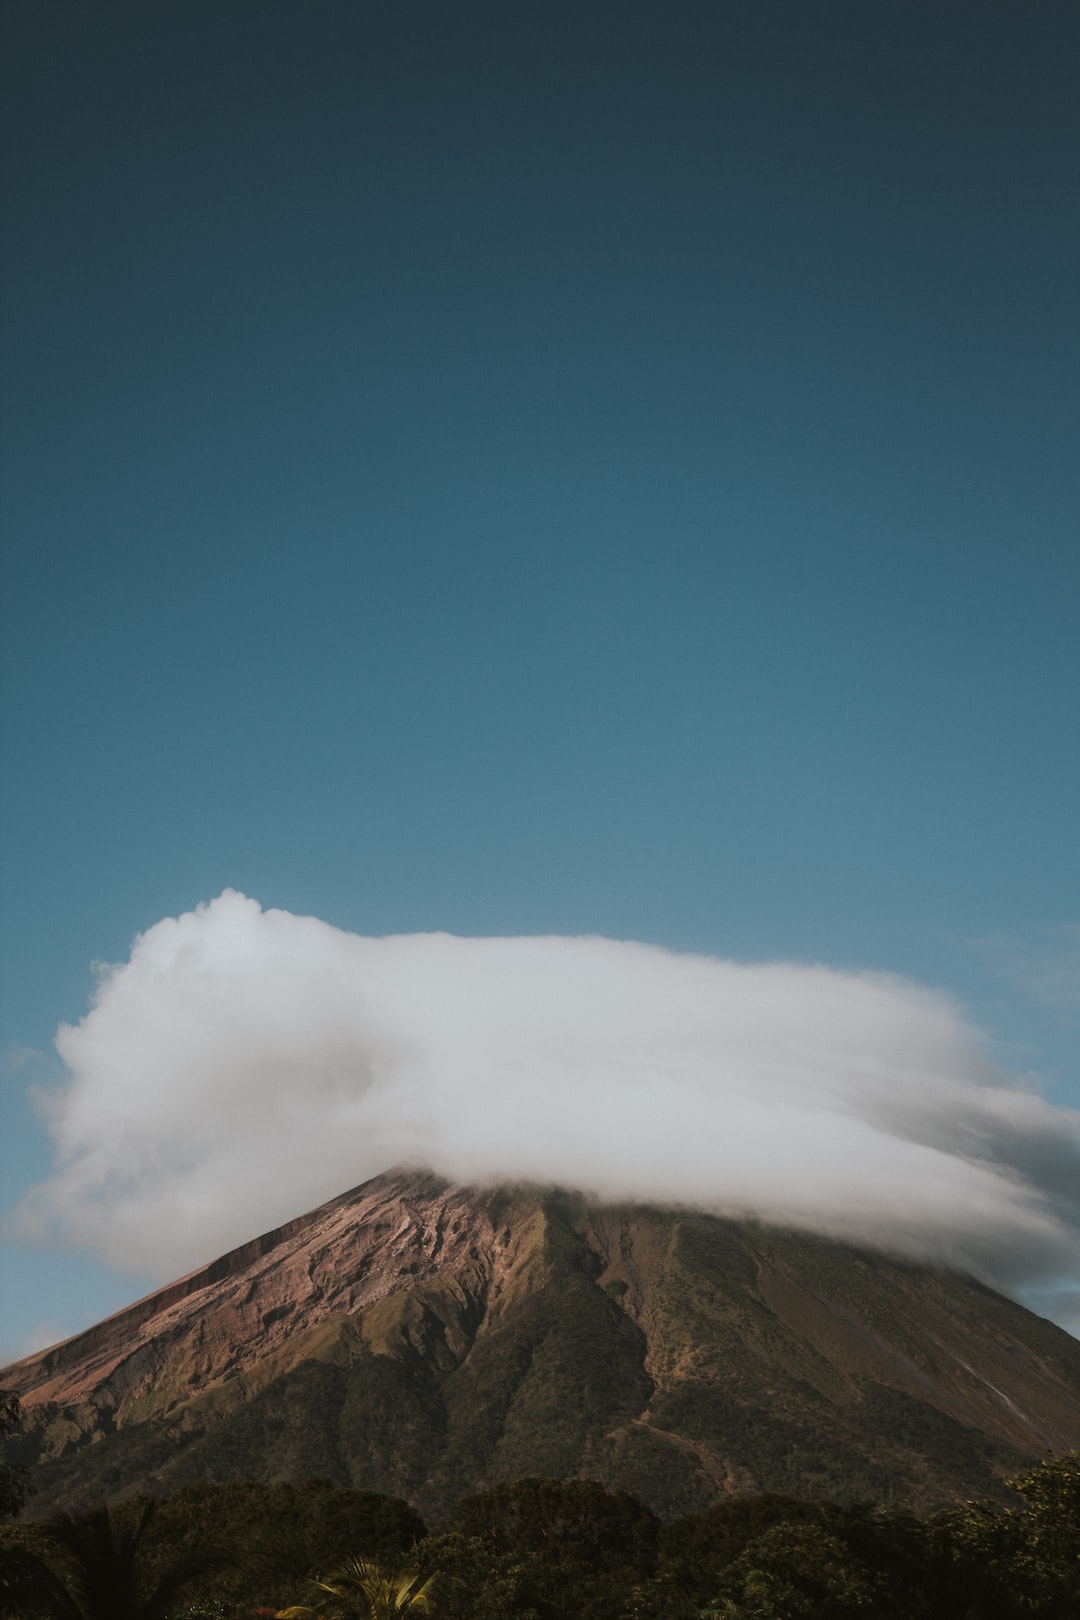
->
<box><xmin>5</xmin><ymin>1168</ymin><xmax>1080</xmax><ymax>1522</ymax></box>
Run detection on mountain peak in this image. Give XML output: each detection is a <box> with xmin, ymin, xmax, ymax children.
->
<box><xmin>6</xmin><ymin>1169</ymin><xmax>1080</xmax><ymax>1521</ymax></box>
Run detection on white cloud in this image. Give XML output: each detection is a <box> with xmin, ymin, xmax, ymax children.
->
<box><xmin>10</xmin><ymin>892</ymin><xmax>1080</xmax><ymax>1332</ymax></box>
<box><xmin>0</xmin><ymin>1044</ymin><xmax>56</xmax><ymax>1078</ymax></box>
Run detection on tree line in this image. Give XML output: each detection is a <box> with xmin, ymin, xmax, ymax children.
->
<box><xmin>2</xmin><ymin>1395</ymin><xmax>1078</xmax><ymax>1617</ymax></box>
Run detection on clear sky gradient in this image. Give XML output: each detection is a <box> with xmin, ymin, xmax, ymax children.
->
<box><xmin>1</xmin><ymin>1</ymin><xmax>1078</xmax><ymax>1358</ymax></box>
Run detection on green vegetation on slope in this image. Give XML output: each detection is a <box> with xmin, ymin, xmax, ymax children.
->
<box><xmin>10</xmin><ymin>1193</ymin><xmax>1080</xmax><ymax>1522</ymax></box>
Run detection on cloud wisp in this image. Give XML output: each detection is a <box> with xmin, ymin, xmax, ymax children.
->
<box><xmin>974</xmin><ymin>924</ymin><xmax>1080</xmax><ymax>1018</ymax></box>
<box><xmin>11</xmin><ymin>892</ymin><xmax>1080</xmax><ymax>1327</ymax></box>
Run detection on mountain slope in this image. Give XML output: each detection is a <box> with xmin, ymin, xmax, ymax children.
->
<box><xmin>4</xmin><ymin>1168</ymin><xmax>1080</xmax><ymax>1521</ymax></box>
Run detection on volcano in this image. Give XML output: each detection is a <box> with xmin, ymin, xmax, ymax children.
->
<box><xmin>5</xmin><ymin>1168</ymin><xmax>1080</xmax><ymax>1521</ymax></box>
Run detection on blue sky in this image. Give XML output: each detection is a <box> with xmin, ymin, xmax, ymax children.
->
<box><xmin>1</xmin><ymin>1</ymin><xmax>1078</xmax><ymax>1359</ymax></box>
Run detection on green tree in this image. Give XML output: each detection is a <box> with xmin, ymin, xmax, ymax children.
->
<box><xmin>453</xmin><ymin>1477</ymin><xmax>657</xmax><ymax>1569</ymax></box>
<box><xmin>147</xmin><ymin>1479</ymin><xmax>426</xmax><ymax>1612</ymax></box>
<box><xmin>447</xmin><ymin>1478</ymin><xmax>660</xmax><ymax>1620</ymax></box>
<box><xmin>414</xmin><ymin>1530</ymin><xmax>551</xmax><ymax>1620</ymax></box>
<box><xmin>28</xmin><ymin>1496</ymin><xmax>223</xmax><ymax>1620</ymax></box>
<box><xmin>1008</xmin><ymin>1451</ymin><xmax>1080</xmax><ymax>1618</ymax></box>
<box><xmin>279</xmin><ymin>1557</ymin><xmax>438</xmax><ymax>1619</ymax></box>
<box><xmin>660</xmin><ymin>1492</ymin><xmax>833</xmax><ymax>1602</ymax></box>
<box><xmin>661</xmin><ymin>1497</ymin><xmax>944</xmax><ymax>1620</ymax></box>
<box><xmin>714</xmin><ymin>1519</ymin><xmax>876</xmax><ymax>1619</ymax></box>
<box><xmin>925</xmin><ymin>1497</ymin><xmax>1022</xmax><ymax>1619</ymax></box>
<box><xmin>0</xmin><ymin>1391</ymin><xmax>31</xmax><ymax>1521</ymax></box>
<box><xmin>923</xmin><ymin>1454</ymin><xmax>1080</xmax><ymax>1620</ymax></box>
<box><xmin>0</xmin><ymin>1392</ymin><xmax>44</xmax><ymax>1617</ymax></box>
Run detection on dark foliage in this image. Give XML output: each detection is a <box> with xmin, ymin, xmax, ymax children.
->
<box><xmin>437</xmin><ymin>1477</ymin><xmax>660</xmax><ymax>1620</ymax></box>
<box><xmin>3</xmin><ymin>1496</ymin><xmax>223</xmax><ymax>1620</ymax></box>
<box><xmin>0</xmin><ymin>1392</ymin><xmax>31</xmax><ymax>1522</ymax></box>
<box><xmin>451</xmin><ymin>1475</ymin><xmax>659</xmax><ymax>1570</ymax></box>
<box><xmin>1</xmin><ymin>1453</ymin><xmax>1077</xmax><ymax>1617</ymax></box>
<box><xmin>148</xmin><ymin>1479</ymin><xmax>426</xmax><ymax>1613</ymax></box>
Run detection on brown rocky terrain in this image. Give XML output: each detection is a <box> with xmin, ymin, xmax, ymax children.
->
<box><xmin>4</xmin><ymin>1167</ymin><xmax>1080</xmax><ymax>1521</ymax></box>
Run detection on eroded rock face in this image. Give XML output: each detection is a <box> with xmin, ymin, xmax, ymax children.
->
<box><xmin>8</xmin><ymin>1171</ymin><xmax>497</xmax><ymax>1420</ymax></box>
<box><xmin>5</xmin><ymin>1168</ymin><xmax>1080</xmax><ymax>1521</ymax></box>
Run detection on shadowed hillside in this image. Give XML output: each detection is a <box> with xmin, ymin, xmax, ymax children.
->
<box><xmin>4</xmin><ymin>1168</ymin><xmax>1080</xmax><ymax>1521</ymax></box>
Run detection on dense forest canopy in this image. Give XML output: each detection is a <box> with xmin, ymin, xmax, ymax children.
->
<box><xmin>1</xmin><ymin>1457</ymin><xmax>1078</xmax><ymax>1618</ymax></box>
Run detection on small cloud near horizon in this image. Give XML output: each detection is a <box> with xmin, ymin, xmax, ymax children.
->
<box><xmin>0</xmin><ymin>1318</ymin><xmax>71</xmax><ymax>1368</ymax></box>
<box><xmin>8</xmin><ymin>892</ymin><xmax>1080</xmax><ymax>1338</ymax></box>
<box><xmin>1</xmin><ymin>1045</ymin><xmax>57</xmax><ymax>1078</ymax></box>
